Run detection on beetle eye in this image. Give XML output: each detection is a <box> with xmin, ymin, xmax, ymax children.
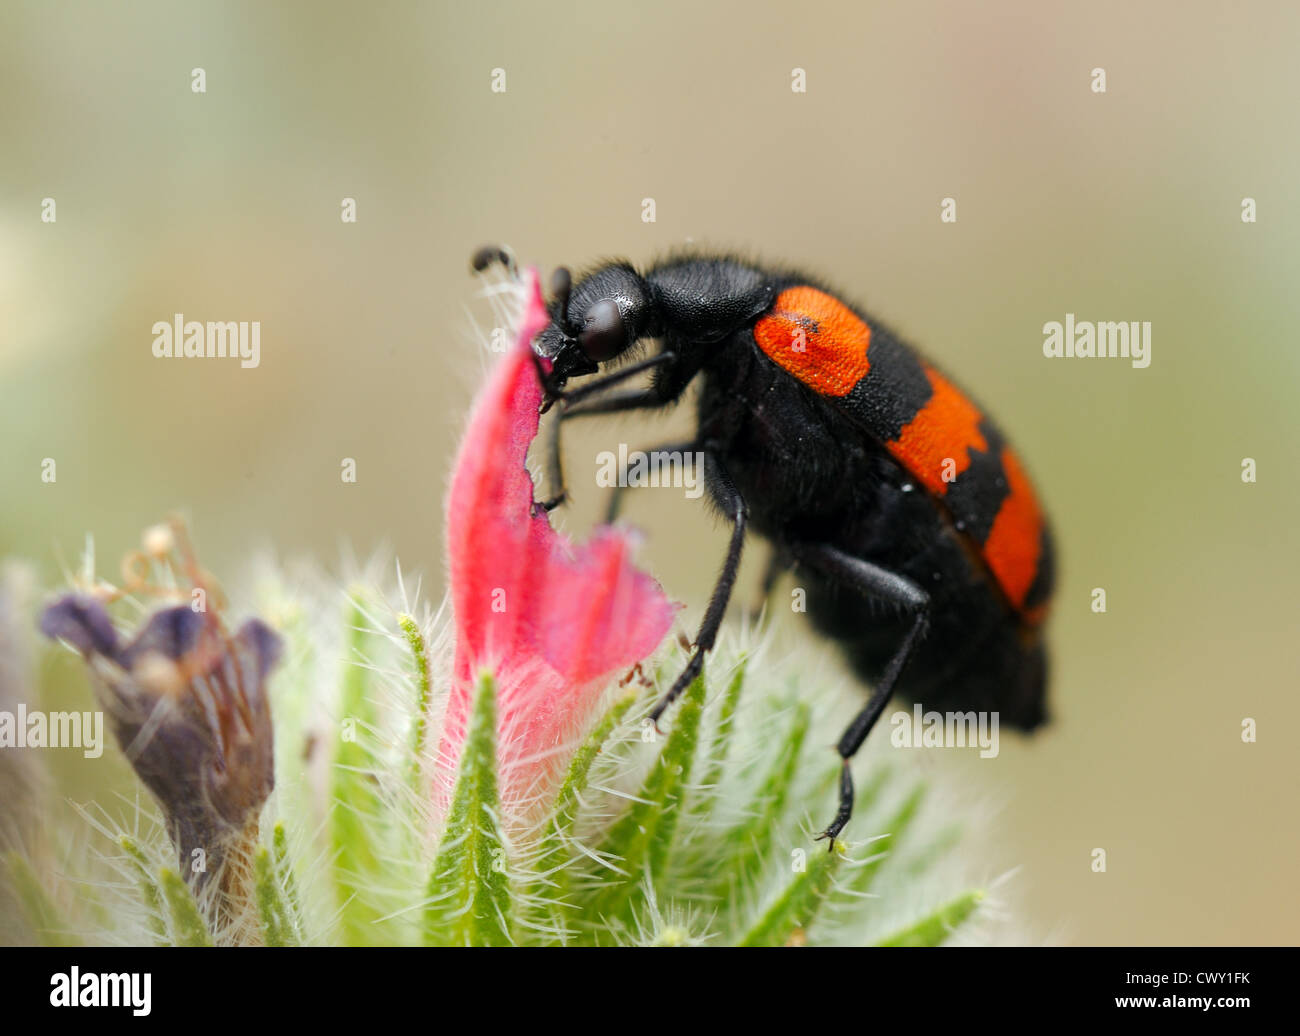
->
<box><xmin>577</xmin><ymin>299</ymin><xmax>626</xmax><ymax>362</ymax></box>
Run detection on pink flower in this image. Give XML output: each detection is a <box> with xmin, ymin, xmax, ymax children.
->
<box><xmin>436</xmin><ymin>269</ymin><xmax>676</xmax><ymax>820</ymax></box>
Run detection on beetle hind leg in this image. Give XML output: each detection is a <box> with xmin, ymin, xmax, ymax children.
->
<box><xmin>787</xmin><ymin>542</ymin><xmax>930</xmax><ymax>850</ymax></box>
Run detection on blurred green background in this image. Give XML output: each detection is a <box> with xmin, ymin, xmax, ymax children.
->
<box><xmin>2</xmin><ymin>1</ymin><xmax>1297</xmax><ymax>944</ymax></box>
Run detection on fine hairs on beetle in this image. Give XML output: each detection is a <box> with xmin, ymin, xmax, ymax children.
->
<box><xmin>473</xmin><ymin>245</ymin><xmax>1054</xmax><ymax>848</ymax></box>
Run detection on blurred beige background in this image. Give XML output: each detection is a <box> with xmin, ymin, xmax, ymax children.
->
<box><xmin>2</xmin><ymin>1</ymin><xmax>1297</xmax><ymax>944</ymax></box>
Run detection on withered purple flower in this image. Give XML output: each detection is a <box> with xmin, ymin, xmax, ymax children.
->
<box><xmin>40</xmin><ymin>591</ymin><xmax>281</xmax><ymax>936</ymax></box>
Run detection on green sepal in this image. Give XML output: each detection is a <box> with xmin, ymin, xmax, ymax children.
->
<box><xmin>118</xmin><ymin>835</ymin><xmax>166</xmax><ymax>945</ymax></box>
<box><xmin>158</xmin><ymin>868</ymin><xmax>212</xmax><ymax>947</ymax></box>
<box><xmin>330</xmin><ymin>591</ymin><xmax>388</xmax><ymax>945</ymax></box>
<box><xmin>255</xmin><ymin>845</ymin><xmax>298</xmax><ymax>947</ymax></box>
<box><xmin>737</xmin><ymin>840</ymin><xmax>844</xmax><ymax>947</ymax></box>
<box><xmin>876</xmin><ymin>889</ymin><xmax>984</xmax><ymax>946</ymax></box>
<box><xmin>422</xmin><ymin>670</ymin><xmax>513</xmax><ymax>946</ymax></box>
<box><xmin>580</xmin><ymin>670</ymin><xmax>708</xmax><ymax>939</ymax></box>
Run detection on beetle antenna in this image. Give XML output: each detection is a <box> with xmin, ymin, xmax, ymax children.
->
<box><xmin>549</xmin><ymin>266</ymin><xmax>578</xmax><ymax>336</ymax></box>
<box><xmin>469</xmin><ymin>243</ymin><xmax>519</xmax><ymax>280</ymax></box>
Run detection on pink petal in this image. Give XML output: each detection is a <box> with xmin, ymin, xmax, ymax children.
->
<box><xmin>535</xmin><ymin>528</ymin><xmax>676</xmax><ymax>686</ymax></box>
<box><xmin>437</xmin><ymin>268</ymin><xmax>677</xmax><ymax>819</ymax></box>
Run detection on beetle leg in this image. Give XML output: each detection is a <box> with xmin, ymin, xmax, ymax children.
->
<box><xmin>649</xmin><ymin>455</ymin><xmax>747</xmax><ymax>727</ymax></box>
<box><xmin>556</xmin><ymin>352</ymin><xmax>676</xmax><ymax>407</ymax></box>
<box><xmin>536</xmin><ymin>387</ymin><xmax>674</xmax><ymax>511</ymax></box>
<box><xmin>596</xmin><ymin>438</ymin><xmax>700</xmax><ymax>524</ymax></box>
<box><xmin>536</xmin><ymin>347</ymin><xmax>708</xmax><ymax>509</ymax></box>
<box><xmin>787</xmin><ymin>541</ymin><xmax>931</xmax><ymax>850</ymax></box>
<box><xmin>540</xmin><ymin>350</ymin><xmax>676</xmax><ymax>414</ymax></box>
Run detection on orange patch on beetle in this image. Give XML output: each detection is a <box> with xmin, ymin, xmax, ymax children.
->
<box><xmin>886</xmin><ymin>365</ymin><xmax>988</xmax><ymax>497</ymax></box>
<box><xmin>983</xmin><ymin>448</ymin><xmax>1046</xmax><ymax>611</ymax></box>
<box><xmin>753</xmin><ymin>286</ymin><xmax>872</xmax><ymax>397</ymax></box>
